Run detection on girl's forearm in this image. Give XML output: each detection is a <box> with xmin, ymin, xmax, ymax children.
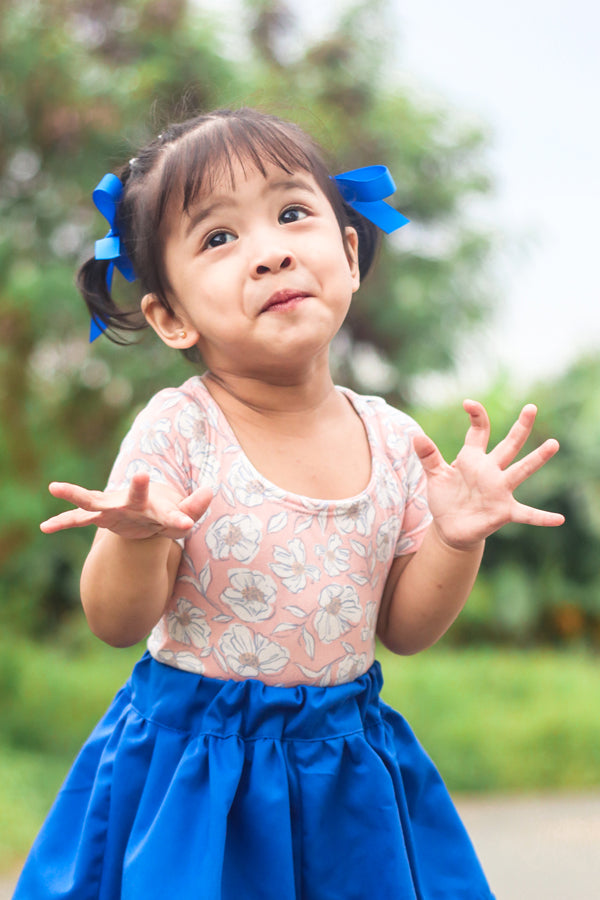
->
<box><xmin>80</xmin><ymin>530</ymin><xmax>180</xmax><ymax>647</ymax></box>
<box><xmin>377</xmin><ymin>523</ymin><xmax>484</xmax><ymax>655</ymax></box>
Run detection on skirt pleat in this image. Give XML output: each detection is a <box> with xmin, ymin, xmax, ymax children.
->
<box><xmin>13</xmin><ymin>653</ymin><xmax>494</xmax><ymax>899</ymax></box>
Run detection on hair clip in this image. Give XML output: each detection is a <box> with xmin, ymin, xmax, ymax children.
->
<box><xmin>331</xmin><ymin>166</ymin><xmax>409</xmax><ymax>234</ymax></box>
<box><xmin>90</xmin><ymin>174</ymin><xmax>137</xmax><ymax>342</ymax></box>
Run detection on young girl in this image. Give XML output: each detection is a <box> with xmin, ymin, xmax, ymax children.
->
<box><xmin>14</xmin><ymin>107</ymin><xmax>563</xmax><ymax>900</ymax></box>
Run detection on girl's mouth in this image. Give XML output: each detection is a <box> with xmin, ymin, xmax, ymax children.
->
<box><xmin>260</xmin><ymin>290</ymin><xmax>310</xmax><ymax>313</ymax></box>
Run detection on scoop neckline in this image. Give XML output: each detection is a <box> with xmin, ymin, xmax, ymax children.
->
<box><xmin>192</xmin><ymin>376</ymin><xmax>377</xmax><ymax>508</ymax></box>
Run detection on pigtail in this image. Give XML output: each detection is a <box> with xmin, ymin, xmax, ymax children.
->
<box><xmin>76</xmin><ymin>161</ymin><xmax>148</xmax><ymax>342</ymax></box>
<box><xmin>76</xmin><ymin>255</ymin><xmax>146</xmax><ymax>343</ymax></box>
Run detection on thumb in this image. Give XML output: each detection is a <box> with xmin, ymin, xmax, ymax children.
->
<box><xmin>412</xmin><ymin>433</ymin><xmax>446</xmax><ymax>475</ymax></box>
<box><xmin>177</xmin><ymin>486</ymin><xmax>213</xmax><ymax>522</ymax></box>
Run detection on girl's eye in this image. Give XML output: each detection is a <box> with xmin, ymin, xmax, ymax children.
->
<box><xmin>279</xmin><ymin>206</ymin><xmax>308</xmax><ymax>225</ymax></box>
<box><xmin>204</xmin><ymin>230</ymin><xmax>236</xmax><ymax>250</ymax></box>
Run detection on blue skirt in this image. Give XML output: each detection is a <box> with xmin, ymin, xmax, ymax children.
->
<box><xmin>14</xmin><ymin>654</ymin><xmax>494</xmax><ymax>899</ymax></box>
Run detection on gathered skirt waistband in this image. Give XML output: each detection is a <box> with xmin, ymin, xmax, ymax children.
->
<box><xmin>129</xmin><ymin>651</ymin><xmax>385</xmax><ymax>740</ymax></box>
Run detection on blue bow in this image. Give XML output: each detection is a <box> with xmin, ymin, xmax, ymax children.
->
<box><xmin>90</xmin><ymin>173</ymin><xmax>136</xmax><ymax>341</ymax></box>
<box><xmin>331</xmin><ymin>165</ymin><xmax>409</xmax><ymax>234</ymax></box>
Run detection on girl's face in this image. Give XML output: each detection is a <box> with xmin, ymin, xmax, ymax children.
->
<box><xmin>142</xmin><ymin>158</ymin><xmax>360</xmax><ymax>380</ymax></box>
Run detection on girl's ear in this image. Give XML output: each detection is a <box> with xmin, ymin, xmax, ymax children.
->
<box><xmin>344</xmin><ymin>227</ymin><xmax>360</xmax><ymax>293</ymax></box>
<box><xmin>141</xmin><ymin>294</ymin><xmax>200</xmax><ymax>349</ymax></box>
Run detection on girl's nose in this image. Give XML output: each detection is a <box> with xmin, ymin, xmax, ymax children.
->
<box><xmin>253</xmin><ymin>251</ymin><xmax>295</xmax><ymax>277</ymax></box>
<box><xmin>256</xmin><ymin>256</ymin><xmax>292</xmax><ymax>275</ymax></box>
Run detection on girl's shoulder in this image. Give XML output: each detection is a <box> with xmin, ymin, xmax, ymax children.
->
<box><xmin>337</xmin><ymin>386</ymin><xmax>424</xmax><ymax>439</ymax></box>
<box><xmin>108</xmin><ymin>377</ymin><xmax>217</xmax><ymax>493</ymax></box>
<box><xmin>136</xmin><ymin>375</ymin><xmax>209</xmax><ymax>417</ymax></box>
<box><xmin>121</xmin><ymin>376</ymin><xmax>218</xmax><ymax>439</ymax></box>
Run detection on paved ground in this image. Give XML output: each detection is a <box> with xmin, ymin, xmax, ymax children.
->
<box><xmin>457</xmin><ymin>792</ymin><xmax>600</xmax><ymax>899</ymax></box>
<box><xmin>2</xmin><ymin>792</ymin><xmax>599</xmax><ymax>898</ymax></box>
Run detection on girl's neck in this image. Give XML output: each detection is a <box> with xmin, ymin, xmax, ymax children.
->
<box><xmin>201</xmin><ymin>365</ymin><xmax>338</xmax><ymax>421</ymax></box>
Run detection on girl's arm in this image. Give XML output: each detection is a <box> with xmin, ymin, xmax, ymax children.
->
<box><xmin>41</xmin><ymin>473</ymin><xmax>212</xmax><ymax>647</ymax></box>
<box><xmin>80</xmin><ymin>530</ymin><xmax>182</xmax><ymax>647</ymax></box>
<box><xmin>377</xmin><ymin>401</ymin><xmax>563</xmax><ymax>655</ymax></box>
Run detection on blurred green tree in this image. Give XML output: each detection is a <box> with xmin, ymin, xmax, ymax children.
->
<box><xmin>0</xmin><ymin>0</ymin><xmax>495</xmax><ymax>632</ymax></box>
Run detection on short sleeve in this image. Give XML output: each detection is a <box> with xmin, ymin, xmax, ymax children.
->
<box><xmin>106</xmin><ymin>386</ymin><xmax>208</xmax><ymax>496</ymax></box>
<box><xmin>394</xmin><ymin>446</ymin><xmax>431</xmax><ymax>556</ymax></box>
<box><xmin>377</xmin><ymin>402</ymin><xmax>432</xmax><ymax>557</ymax></box>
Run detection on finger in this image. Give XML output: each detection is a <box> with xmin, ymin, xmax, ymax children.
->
<box><xmin>41</xmin><ymin>509</ymin><xmax>101</xmax><ymax>533</ymax></box>
<box><xmin>178</xmin><ymin>486</ymin><xmax>213</xmax><ymax>521</ymax></box>
<box><xmin>511</xmin><ymin>500</ymin><xmax>565</xmax><ymax>528</ymax></box>
<box><xmin>127</xmin><ymin>472</ymin><xmax>151</xmax><ymax>509</ymax></box>
<box><xmin>412</xmin><ymin>433</ymin><xmax>447</xmax><ymax>475</ymax></box>
<box><xmin>489</xmin><ymin>404</ymin><xmax>537</xmax><ymax>469</ymax></box>
<box><xmin>48</xmin><ymin>482</ymin><xmax>106</xmax><ymax>512</ymax></box>
<box><xmin>505</xmin><ymin>438</ymin><xmax>560</xmax><ymax>490</ymax></box>
<box><xmin>462</xmin><ymin>399</ymin><xmax>490</xmax><ymax>450</ymax></box>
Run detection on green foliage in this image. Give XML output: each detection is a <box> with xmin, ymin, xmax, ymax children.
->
<box><xmin>0</xmin><ymin>0</ymin><xmax>495</xmax><ymax>635</ymax></box>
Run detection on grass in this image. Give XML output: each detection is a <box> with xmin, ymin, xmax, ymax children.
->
<box><xmin>1</xmin><ymin>630</ymin><xmax>599</xmax><ymax>871</ymax></box>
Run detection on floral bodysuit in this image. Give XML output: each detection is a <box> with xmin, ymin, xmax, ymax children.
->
<box><xmin>107</xmin><ymin>377</ymin><xmax>431</xmax><ymax>687</ymax></box>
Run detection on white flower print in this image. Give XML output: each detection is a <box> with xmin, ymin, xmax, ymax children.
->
<box><xmin>336</xmin><ymin>653</ymin><xmax>368</xmax><ymax>684</ymax></box>
<box><xmin>221</xmin><ymin>569</ymin><xmax>277</xmax><ymax>621</ymax></box>
<box><xmin>201</xmin><ymin>446</ymin><xmax>221</xmax><ymax>490</ymax></box>
<box><xmin>314</xmin><ymin>584</ymin><xmax>362</xmax><ymax>643</ymax></box>
<box><xmin>154</xmin><ymin>648</ymin><xmax>205</xmax><ymax>674</ymax></box>
<box><xmin>220</xmin><ymin>624</ymin><xmax>290</xmax><ymax>677</ymax></box>
<box><xmin>147</xmin><ymin>617</ymin><xmax>167</xmax><ymax>656</ymax></box>
<box><xmin>385</xmin><ymin>423</ymin><xmax>412</xmax><ymax>460</ymax></box>
<box><xmin>176</xmin><ymin>403</ymin><xmax>223</xmax><ymax>488</ymax></box>
<box><xmin>361</xmin><ymin>601</ymin><xmax>377</xmax><ymax>642</ymax></box>
<box><xmin>167</xmin><ymin>598</ymin><xmax>211</xmax><ymax>648</ymax></box>
<box><xmin>375</xmin><ymin>515</ymin><xmax>401</xmax><ymax>563</ymax></box>
<box><xmin>176</xmin><ymin>403</ymin><xmax>207</xmax><ymax>442</ymax></box>
<box><xmin>315</xmin><ymin>533</ymin><xmax>351</xmax><ymax>577</ymax></box>
<box><xmin>118</xmin><ymin>458</ymin><xmax>168</xmax><ymax>488</ymax></box>
<box><xmin>404</xmin><ymin>452</ymin><xmax>427</xmax><ymax>498</ymax></box>
<box><xmin>373</xmin><ymin>460</ymin><xmax>401</xmax><ymax>510</ymax></box>
<box><xmin>394</xmin><ymin>532</ymin><xmax>417</xmax><ymax>556</ymax></box>
<box><xmin>206</xmin><ymin>514</ymin><xmax>262</xmax><ymax>563</ymax></box>
<box><xmin>269</xmin><ymin>538</ymin><xmax>321</xmax><ymax>593</ymax></box>
<box><xmin>228</xmin><ymin>459</ymin><xmax>281</xmax><ymax>508</ymax></box>
<box><xmin>334</xmin><ymin>497</ymin><xmax>375</xmax><ymax>537</ymax></box>
<box><xmin>140</xmin><ymin>417</ymin><xmax>172</xmax><ymax>455</ymax></box>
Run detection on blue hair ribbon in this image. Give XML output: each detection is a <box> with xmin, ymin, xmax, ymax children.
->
<box><xmin>90</xmin><ymin>173</ymin><xmax>136</xmax><ymax>342</ymax></box>
<box><xmin>331</xmin><ymin>165</ymin><xmax>409</xmax><ymax>234</ymax></box>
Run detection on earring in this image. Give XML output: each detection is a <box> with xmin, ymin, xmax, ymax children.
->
<box><xmin>179</xmin><ymin>330</ymin><xmax>187</xmax><ymax>339</ymax></box>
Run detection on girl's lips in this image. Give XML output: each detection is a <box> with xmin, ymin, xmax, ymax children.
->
<box><xmin>260</xmin><ymin>290</ymin><xmax>310</xmax><ymax>313</ymax></box>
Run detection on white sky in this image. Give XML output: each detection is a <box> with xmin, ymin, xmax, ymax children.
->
<box><xmin>198</xmin><ymin>0</ymin><xmax>600</xmax><ymax>396</ymax></box>
<box><xmin>393</xmin><ymin>0</ymin><xmax>600</xmax><ymax>397</ymax></box>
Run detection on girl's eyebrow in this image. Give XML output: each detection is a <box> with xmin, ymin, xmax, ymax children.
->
<box><xmin>269</xmin><ymin>177</ymin><xmax>318</xmax><ymax>196</ymax></box>
<box><xmin>184</xmin><ymin>177</ymin><xmax>318</xmax><ymax>238</ymax></box>
<box><xmin>184</xmin><ymin>198</ymin><xmax>231</xmax><ymax>238</ymax></box>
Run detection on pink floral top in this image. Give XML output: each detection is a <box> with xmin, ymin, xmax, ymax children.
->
<box><xmin>107</xmin><ymin>377</ymin><xmax>431</xmax><ymax>687</ymax></box>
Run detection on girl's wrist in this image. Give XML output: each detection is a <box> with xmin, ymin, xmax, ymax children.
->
<box><xmin>429</xmin><ymin>520</ymin><xmax>486</xmax><ymax>556</ymax></box>
<box><xmin>96</xmin><ymin>528</ymin><xmax>177</xmax><ymax>547</ymax></box>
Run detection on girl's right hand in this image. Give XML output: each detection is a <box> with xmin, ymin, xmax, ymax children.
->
<box><xmin>40</xmin><ymin>472</ymin><xmax>213</xmax><ymax>541</ymax></box>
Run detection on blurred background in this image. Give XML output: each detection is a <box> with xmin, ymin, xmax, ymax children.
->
<box><xmin>1</xmin><ymin>0</ymin><xmax>599</xmax><ymax>878</ymax></box>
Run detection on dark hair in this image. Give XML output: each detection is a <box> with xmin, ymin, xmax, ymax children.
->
<box><xmin>77</xmin><ymin>107</ymin><xmax>380</xmax><ymax>357</ymax></box>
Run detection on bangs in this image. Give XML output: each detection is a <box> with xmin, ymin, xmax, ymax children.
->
<box><xmin>156</xmin><ymin>113</ymin><xmax>327</xmax><ymax>224</ymax></box>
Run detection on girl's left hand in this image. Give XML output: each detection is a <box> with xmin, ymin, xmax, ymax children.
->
<box><xmin>412</xmin><ymin>400</ymin><xmax>564</xmax><ymax>551</ymax></box>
